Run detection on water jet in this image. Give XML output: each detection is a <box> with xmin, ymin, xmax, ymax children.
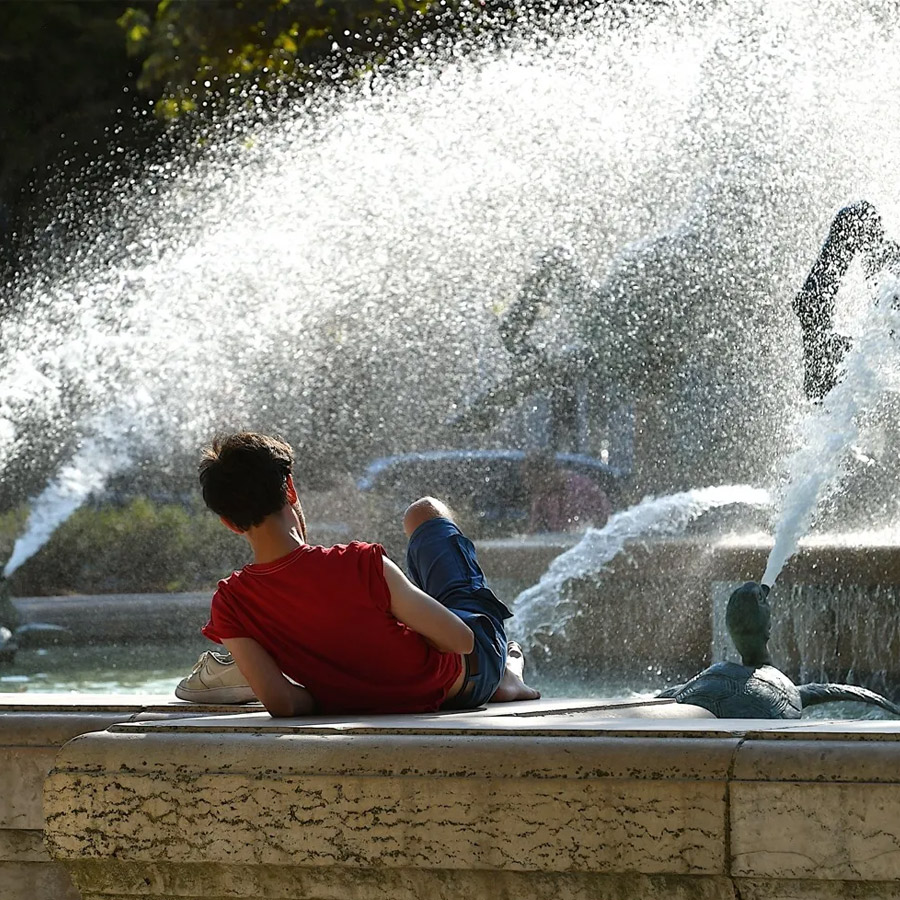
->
<box><xmin>7</xmin><ymin>6</ymin><xmax>900</xmax><ymax>899</ymax></box>
<box><xmin>2</xmin><ymin>0</ymin><xmax>900</xmax><ymax>702</ymax></box>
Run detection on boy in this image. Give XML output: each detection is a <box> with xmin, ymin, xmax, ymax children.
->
<box><xmin>177</xmin><ymin>432</ymin><xmax>539</xmax><ymax>716</ymax></box>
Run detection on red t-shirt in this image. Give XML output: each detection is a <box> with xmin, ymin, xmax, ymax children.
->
<box><xmin>201</xmin><ymin>541</ymin><xmax>463</xmax><ymax>714</ymax></box>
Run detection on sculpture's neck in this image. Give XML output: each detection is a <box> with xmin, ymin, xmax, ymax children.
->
<box><xmin>741</xmin><ymin>648</ymin><xmax>772</xmax><ymax>668</ymax></box>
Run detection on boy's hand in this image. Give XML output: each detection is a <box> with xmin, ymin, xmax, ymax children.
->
<box><xmin>382</xmin><ymin>557</ymin><xmax>475</xmax><ymax>655</ymax></box>
<box><xmin>222</xmin><ymin>636</ymin><xmax>316</xmax><ymax>717</ymax></box>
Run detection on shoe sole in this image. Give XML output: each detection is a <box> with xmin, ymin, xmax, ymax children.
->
<box><xmin>174</xmin><ymin>685</ymin><xmax>258</xmax><ymax>704</ymax></box>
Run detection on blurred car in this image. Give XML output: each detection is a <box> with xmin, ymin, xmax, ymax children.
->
<box><xmin>356</xmin><ymin>449</ymin><xmax>623</xmax><ymax>544</ymax></box>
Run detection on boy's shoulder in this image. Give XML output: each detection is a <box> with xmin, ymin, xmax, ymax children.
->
<box><xmin>308</xmin><ymin>540</ymin><xmax>387</xmax><ymax>574</ymax></box>
<box><xmin>324</xmin><ymin>539</ymin><xmax>384</xmax><ymax>555</ymax></box>
<box><xmin>218</xmin><ymin>540</ymin><xmax>385</xmax><ymax>586</ymax></box>
<box><xmin>298</xmin><ymin>540</ymin><xmax>385</xmax><ymax>561</ymax></box>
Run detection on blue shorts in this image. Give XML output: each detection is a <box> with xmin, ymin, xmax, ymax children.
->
<box><xmin>406</xmin><ymin>517</ymin><xmax>512</xmax><ymax>709</ymax></box>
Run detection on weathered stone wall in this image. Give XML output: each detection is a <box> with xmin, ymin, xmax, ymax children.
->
<box><xmin>37</xmin><ymin>706</ymin><xmax>900</xmax><ymax>900</ymax></box>
<box><xmin>0</xmin><ymin>697</ymin><xmax>260</xmax><ymax>900</ymax></box>
<box><xmin>0</xmin><ymin>708</ymin><xmax>131</xmax><ymax>900</ymax></box>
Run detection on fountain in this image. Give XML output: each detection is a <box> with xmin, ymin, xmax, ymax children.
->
<box><xmin>8</xmin><ymin>5</ymin><xmax>900</xmax><ymax>900</ymax></box>
<box><xmin>497</xmin><ymin>202</ymin><xmax>900</xmax><ymax>691</ymax></box>
<box><xmin>2</xmin><ymin>0</ymin><xmax>900</xmax><ymax>700</ymax></box>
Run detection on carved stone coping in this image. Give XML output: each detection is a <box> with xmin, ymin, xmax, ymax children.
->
<box><xmin>0</xmin><ymin>694</ymin><xmax>264</xmax><ymax>900</ymax></box>
<box><xmin>39</xmin><ymin>701</ymin><xmax>900</xmax><ymax>900</ymax></box>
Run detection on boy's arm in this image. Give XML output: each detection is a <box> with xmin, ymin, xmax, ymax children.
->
<box><xmin>222</xmin><ymin>636</ymin><xmax>316</xmax><ymax>717</ymax></box>
<box><xmin>381</xmin><ymin>557</ymin><xmax>475</xmax><ymax>654</ymax></box>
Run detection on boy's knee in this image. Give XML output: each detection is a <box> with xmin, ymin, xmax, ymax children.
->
<box><xmin>403</xmin><ymin>497</ymin><xmax>454</xmax><ymax>536</ymax></box>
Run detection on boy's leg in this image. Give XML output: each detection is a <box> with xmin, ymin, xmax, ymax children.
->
<box><xmin>403</xmin><ymin>496</ymin><xmax>454</xmax><ymax>537</ymax></box>
<box><xmin>403</xmin><ymin>497</ymin><xmax>539</xmax><ymax>704</ymax></box>
<box><xmin>403</xmin><ymin>496</ymin><xmax>506</xmax><ymax>614</ymax></box>
<box><xmin>403</xmin><ymin>496</ymin><xmax>457</xmax><ymax>589</ymax></box>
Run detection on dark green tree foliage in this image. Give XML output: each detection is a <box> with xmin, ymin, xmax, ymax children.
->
<box><xmin>0</xmin><ymin>2</ymin><xmax>157</xmax><ymax>256</ymax></box>
<box><xmin>119</xmin><ymin>0</ymin><xmax>449</xmax><ymax>118</ymax></box>
<box><xmin>118</xmin><ymin>0</ymin><xmax>676</xmax><ymax>112</ymax></box>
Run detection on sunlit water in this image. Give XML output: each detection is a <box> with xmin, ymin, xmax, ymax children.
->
<box><xmin>763</xmin><ymin>275</ymin><xmax>900</xmax><ymax>586</ymax></box>
<box><xmin>2</xmin><ymin>2</ymin><xmax>900</xmax><ymax>710</ymax></box>
<box><xmin>0</xmin><ymin>643</ymin><xmax>204</xmax><ymax>696</ymax></box>
<box><xmin>5</xmin><ymin>0</ymin><xmax>900</xmax><ymax>578</ymax></box>
<box><xmin>509</xmin><ymin>484</ymin><xmax>771</xmax><ymax>644</ymax></box>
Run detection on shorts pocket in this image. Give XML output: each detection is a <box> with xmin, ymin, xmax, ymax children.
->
<box><xmin>450</xmin><ymin>534</ymin><xmax>487</xmax><ymax>591</ymax></box>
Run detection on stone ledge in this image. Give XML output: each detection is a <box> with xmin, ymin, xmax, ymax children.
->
<box><xmin>0</xmin><ymin>860</ymin><xmax>81</xmax><ymax>900</ymax></box>
<box><xmin>37</xmin><ymin>702</ymin><xmax>900</xmax><ymax>900</ymax></box>
<box><xmin>0</xmin><ymin>828</ymin><xmax>51</xmax><ymax>863</ymax></box>
<box><xmin>15</xmin><ymin>593</ymin><xmax>211</xmax><ymax>645</ymax></box>
<box><xmin>0</xmin><ymin>693</ymin><xmax>270</xmax><ymax>900</ymax></box>
<box><xmin>0</xmin><ymin>695</ymin><xmax>896</xmax><ymax>900</ymax></box>
<box><xmin>45</xmin><ymin>728</ymin><xmax>735</xmax><ymax>878</ymax></box>
<box><xmin>731</xmin><ymin>879</ymin><xmax>900</xmax><ymax>900</ymax></box>
<box><xmin>732</xmin><ymin>779</ymin><xmax>900</xmax><ymax>882</ymax></box>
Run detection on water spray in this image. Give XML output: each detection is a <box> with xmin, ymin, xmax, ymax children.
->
<box><xmin>1</xmin><ymin>1</ymin><xmax>900</xmax><ymax>629</ymax></box>
<box><xmin>509</xmin><ymin>484</ymin><xmax>771</xmax><ymax>645</ymax></box>
<box><xmin>763</xmin><ymin>258</ymin><xmax>900</xmax><ymax>588</ymax></box>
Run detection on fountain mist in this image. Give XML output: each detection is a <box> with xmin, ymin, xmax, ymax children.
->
<box><xmin>3</xmin><ymin>0</ymin><xmax>900</xmax><ymax>578</ymax></box>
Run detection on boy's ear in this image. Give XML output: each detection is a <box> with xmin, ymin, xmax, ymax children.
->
<box><xmin>220</xmin><ymin>516</ymin><xmax>245</xmax><ymax>535</ymax></box>
<box><xmin>286</xmin><ymin>474</ymin><xmax>298</xmax><ymax>504</ymax></box>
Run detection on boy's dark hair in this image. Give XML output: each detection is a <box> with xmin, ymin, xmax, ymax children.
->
<box><xmin>198</xmin><ymin>433</ymin><xmax>294</xmax><ymax>531</ymax></box>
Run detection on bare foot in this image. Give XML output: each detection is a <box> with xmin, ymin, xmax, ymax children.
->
<box><xmin>490</xmin><ymin>641</ymin><xmax>541</xmax><ymax>702</ymax></box>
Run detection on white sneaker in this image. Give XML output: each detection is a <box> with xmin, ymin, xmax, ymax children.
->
<box><xmin>175</xmin><ymin>650</ymin><xmax>258</xmax><ymax>704</ymax></box>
